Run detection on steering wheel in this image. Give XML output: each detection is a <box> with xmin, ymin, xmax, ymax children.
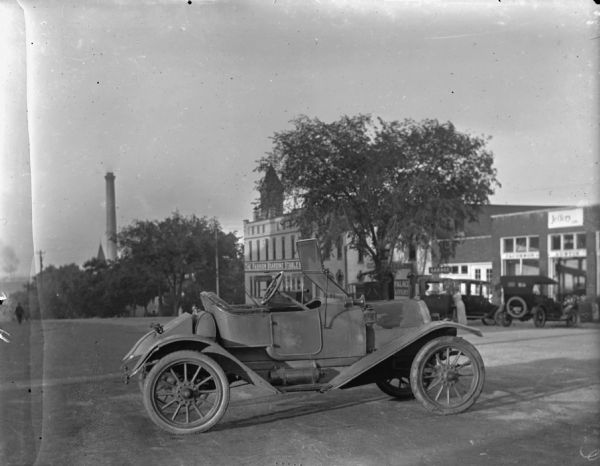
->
<box><xmin>261</xmin><ymin>271</ymin><xmax>284</xmax><ymax>305</ymax></box>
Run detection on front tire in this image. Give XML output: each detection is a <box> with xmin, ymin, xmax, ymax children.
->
<box><xmin>142</xmin><ymin>351</ymin><xmax>229</xmax><ymax>434</ymax></box>
<box><xmin>494</xmin><ymin>307</ymin><xmax>512</xmax><ymax>327</ymax></box>
<box><xmin>533</xmin><ymin>307</ymin><xmax>546</xmax><ymax>328</ymax></box>
<box><xmin>566</xmin><ymin>311</ymin><xmax>580</xmax><ymax>328</ymax></box>
<box><xmin>410</xmin><ymin>336</ymin><xmax>485</xmax><ymax>415</ymax></box>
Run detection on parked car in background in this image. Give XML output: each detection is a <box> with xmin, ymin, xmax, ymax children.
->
<box><xmin>416</xmin><ymin>277</ymin><xmax>500</xmax><ymax>325</ymax></box>
<box><xmin>499</xmin><ymin>275</ymin><xmax>579</xmax><ymax>328</ymax></box>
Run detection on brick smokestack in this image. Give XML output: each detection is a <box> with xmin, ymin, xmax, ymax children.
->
<box><xmin>105</xmin><ymin>172</ymin><xmax>117</xmax><ymax>261</ymax></box>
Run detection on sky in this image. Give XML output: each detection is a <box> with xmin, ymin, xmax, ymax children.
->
<box><xmin>0</xmin><ymin>0</ymin><xmax>598</xmax><ymax>279</ymax></box>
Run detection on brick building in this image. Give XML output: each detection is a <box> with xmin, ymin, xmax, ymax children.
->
<box><xmin>433</xmin><ymin>205</ymin><xmax>553</xmax><ymax>283</ymax></box>
<box><xmin>490</xmin><ymin>205</ymin><xmax>600</xmax><ymax>299</ymax></box>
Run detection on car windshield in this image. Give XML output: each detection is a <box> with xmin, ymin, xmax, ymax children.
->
<box><xmin>297</xmin><ymin>239</ymin><xmax>348</xmax><ymax>298</ymax></box>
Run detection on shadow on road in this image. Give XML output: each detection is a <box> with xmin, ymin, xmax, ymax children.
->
<box><xmin>212</xmin><ymin>356</ymin><xmax>599</xmax><ymax>433</ymax></box>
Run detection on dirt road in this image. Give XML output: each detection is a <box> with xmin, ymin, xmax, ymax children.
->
<box><xmin>1</xmin><ymin>318</ymin><xmax>598</xmax><ymax>465</ymax></box>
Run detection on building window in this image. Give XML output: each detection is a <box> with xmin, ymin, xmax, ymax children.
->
<box><xmin>550</xmin><ymin>232</ymin><xmax>586</xmax><ymax>253</ymax></box>
<box><xmin>281</xmin><ymin>237</ymin><xmax>286</xmax><ymax>259</ymax></box>
<box><xmin>486</xmin><ymin>269</ymin><xmax>492</xmax><ymax>282</ymax></box>
<box><xmin>451</xmin><ymin>266</ymin><xmax>459</xmax><ymax>274</ymax></box>
<box><xmin>291</xmin><ymin>235</ymin><xmax>296</xmax><ymax>258</ymax></box>
<box><xmin>577</xmin><ymin>233</ymin><xmax>586</xmax><ymax>249</ymax></box>
<box><xmin>265</xmin><ymin>239</ymin><xmax>269</xmax><ymax>260</ymax></box>
<box><xmin>461</xmin><ymin>265</ymin><xmax>468</xmax><ymax>274</ymax></box>
<box><xmin>563</xmin><ymin>234</ymin><xmax>574</xmax><ymax>250</ymax></box>
<box><xmin>503</xmin><ymin>236</ymin><xmax>540</xmax><ymax>254</ymax></box>
<box><xmin>272</xmin><ymin>237</ymin><xmax>277</xmax><ymax>260</ymax></box>
<box><xmin>336</xmin><ymin>237</ymin><xmax>343</xmax><ymax>260</ymax></box>
<box><xmin>522</xmin><ymin>259</ymin><xmax>539</xmax><ymax>275</ymax></box>
<box><xmin>475</xmin><ymin>269</ymin><xmax>481</xmax><ymax>280</ymax></box>
<box><xmin>501</xmin><ymin>235</ymin><xmax>541</xmax><ymax>276</ymax></box>
<box><xmin>248</xmin><ymin>241</ymin><xmax>253</xmax><ymax>261</ymax></box>
<box><xmin>256</xmin><ymin>239</ymin><xmax>261</xmax><ymax>261</ymax></box>
<box><xmin>529</xmin><ymin>236</ymin><xmax>539</xmax><ymax>252</ymax></box>
<box><xmin>504</xmin><ymin>259</ymin><xmax>519</xmax><ymax>275</ymax></box>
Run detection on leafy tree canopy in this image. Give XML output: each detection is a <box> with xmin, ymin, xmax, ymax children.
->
<box><xmin>257</xmin><ymin>114</ymin><xmax>500</xmax><ymax>281</ymax></box>
<box><xmin>118</xmin><ymin>211</ymin><xmax>244</xmax><ymax>314</ymax></box>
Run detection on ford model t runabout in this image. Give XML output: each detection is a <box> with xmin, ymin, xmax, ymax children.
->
<box><xmin>122</xmin><ymin>240</ymin><xmax>485</xmax><ymax>434</ymax></box>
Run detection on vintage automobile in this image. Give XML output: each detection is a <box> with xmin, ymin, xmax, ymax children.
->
<box><xmin>499</xmin><ymin>275</ymin><xmax>579</xmax><ymax>328</ymax></box>
<box><xmin>122</xmin><ymin>239</ymin><xmax>486</xmax><ymax>434</ymax></box>
<box><xmin>414</xmin><ymin>277</ymin><xmax>501</xmax><ymax>325</ymax></box>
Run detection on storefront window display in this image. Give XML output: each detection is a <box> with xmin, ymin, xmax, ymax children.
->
<box><xmin>501</xmin><ymin>235</ymin><xmax>540</xmax><ymax>275</ymax></box>
<box><xmin>548</xmin><ymin>232</ymin><xmax>587</xmax><ymax>297</ymax></box>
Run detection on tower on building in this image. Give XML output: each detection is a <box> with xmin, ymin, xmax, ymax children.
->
<box><xmin>256</xmin><ymin>165</ymin><xmax>284</xmax><ymax>220</ymax></box>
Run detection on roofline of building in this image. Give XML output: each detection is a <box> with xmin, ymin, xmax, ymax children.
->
<box><xmin>489</xmin><ymin>205</ymin><xmax>599</xmax><ymax>219</ymax></box>
<box><xmin>437</xmin><ymin>235</ymin><xmax>492</xmax><ymax>242</ymax></box>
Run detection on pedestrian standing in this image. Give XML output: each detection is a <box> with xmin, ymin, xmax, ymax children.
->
<box><xmin>15</xmin><ymin>302</ymin><xmax>24</xmax><ymax>324</ymax></box>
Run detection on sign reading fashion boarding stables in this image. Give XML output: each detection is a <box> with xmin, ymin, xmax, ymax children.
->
<box><xmin>245</xmin><ymin>260</ymin><xmax>302</xmax><ymax>272</ymax></box>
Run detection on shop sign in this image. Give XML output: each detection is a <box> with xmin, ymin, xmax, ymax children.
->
<box><xmin>501</xmin><ymin>251</ymin><xmax>539</xmax><ymax>260</ymax></box>
<box><xmin>548</xmin><ymin>249</ymin><xmax>587</xmax><ymax>259</ymax></box>
<box><xmin>429</xmin><ymin>266</ymin><xmax>451</xmax><ymax>274</ymax></box>
<box><xmin>245</xmin><ymin>260</ymin><xmax>302</xmax><ymax>272</ymax></box>
<box><xmin>394</xmin><ymin>279</ymin><xmax>411</xmax><ymax>297</ymax></box>
<box><xmin>548</xmin><ymin>208</ymin><xmax>583</xmax><ymax>229</ymax></box>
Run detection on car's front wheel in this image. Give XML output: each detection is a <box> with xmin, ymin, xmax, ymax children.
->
<box><xmin>566</xmin><ymin>311</ymin><xmax>580</xmax><ymax>328</ymax></box>
<box><xmin>533</xmin><ymin>307</ymin><xmax>546</xmax><ymax>328</ymax></box>
<box><xmin>410</xmin><ymin>336</ymin><xmax>485</xmax><ymax>415</ymax></box>
<box><xmin>494</xmin><ymin>307</ymin><xmax>512</xmax><ymax>327</ymax></box>
<box><xmin>142</xmin><ymin>351</ymin><xmax>229</xmax><ymax>434</ymax></box>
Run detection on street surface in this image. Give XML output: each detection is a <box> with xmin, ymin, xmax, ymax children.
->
<box><xmin>0</xmin><ymin>317</ymin><xmax>599</xmax><ymax>466</ymax></box>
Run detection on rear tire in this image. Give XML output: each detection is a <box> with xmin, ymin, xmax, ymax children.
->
<box><xmin>376</xmin><ymin>376</ymin><xmax>413</xmax><ymax>399</ymax></box>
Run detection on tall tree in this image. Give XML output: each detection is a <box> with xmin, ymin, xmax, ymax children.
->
<box><xmin>257</xmin><ymin>114</ymin><xmax>500</xmax><ymax>291</ymax></box>
<box><xmin>118</xmin><ymin>212</ymin><xmax>244</xmax><ymax>314</ymax></box>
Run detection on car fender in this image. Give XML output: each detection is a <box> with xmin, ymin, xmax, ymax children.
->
<box><xmin>123</xmin><ymin>334</ymin><xmax>280</xmax><ymax>394</ymax></box>
<box><xmin>323</xmin><ymin>321</ymin><xmax>482</xmax><ymax>391</ymax></box>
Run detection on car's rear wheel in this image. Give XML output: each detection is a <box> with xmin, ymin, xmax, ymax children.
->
<box><xmin>142</xmin><ymin>351</ymin><xmax>229</xmax><ymax>434</ymax></box>
<box><xmin>376</xmin><ymin>376</ymin><xmax>413</xmax><ymax>399</ymax></box>
<box><xmin>506</xmin><ymin>296</ymin><xmax>528</xmax><ymax>318</ymax></box>
<box><xmin>494</xmin><ymin>307</ymin><xmax>512</xmax><ymax>327</ymax></box>
<box><xmin>533</xmin><ymin>307</ymin><xmax>546</xmax><ymax>328</ymax></box>
<box><xmin>410</xmin><ymin>336</ymin><xmax>485</xmax><ymax>415</ymax></box>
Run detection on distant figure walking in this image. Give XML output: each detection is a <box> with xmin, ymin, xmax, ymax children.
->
<box><xmin>15</xmin><ymin>303</ymin><xmax>24</xmax><ymax>324</ymax></box>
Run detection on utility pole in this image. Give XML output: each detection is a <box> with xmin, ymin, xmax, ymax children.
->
<box><xmin>215</xmin><ymin>226</ymin><xmax>220</xmax><ymax>297</ymax></box>
<box><xmin>38</xmin><ymin>250</ymin><xmax>44</xmax><ymax>275</ymax></box>
<box><xmin>37</xmin><ymin>250</ymin><xmax>45</xmax><ymax>293</ymax></box>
